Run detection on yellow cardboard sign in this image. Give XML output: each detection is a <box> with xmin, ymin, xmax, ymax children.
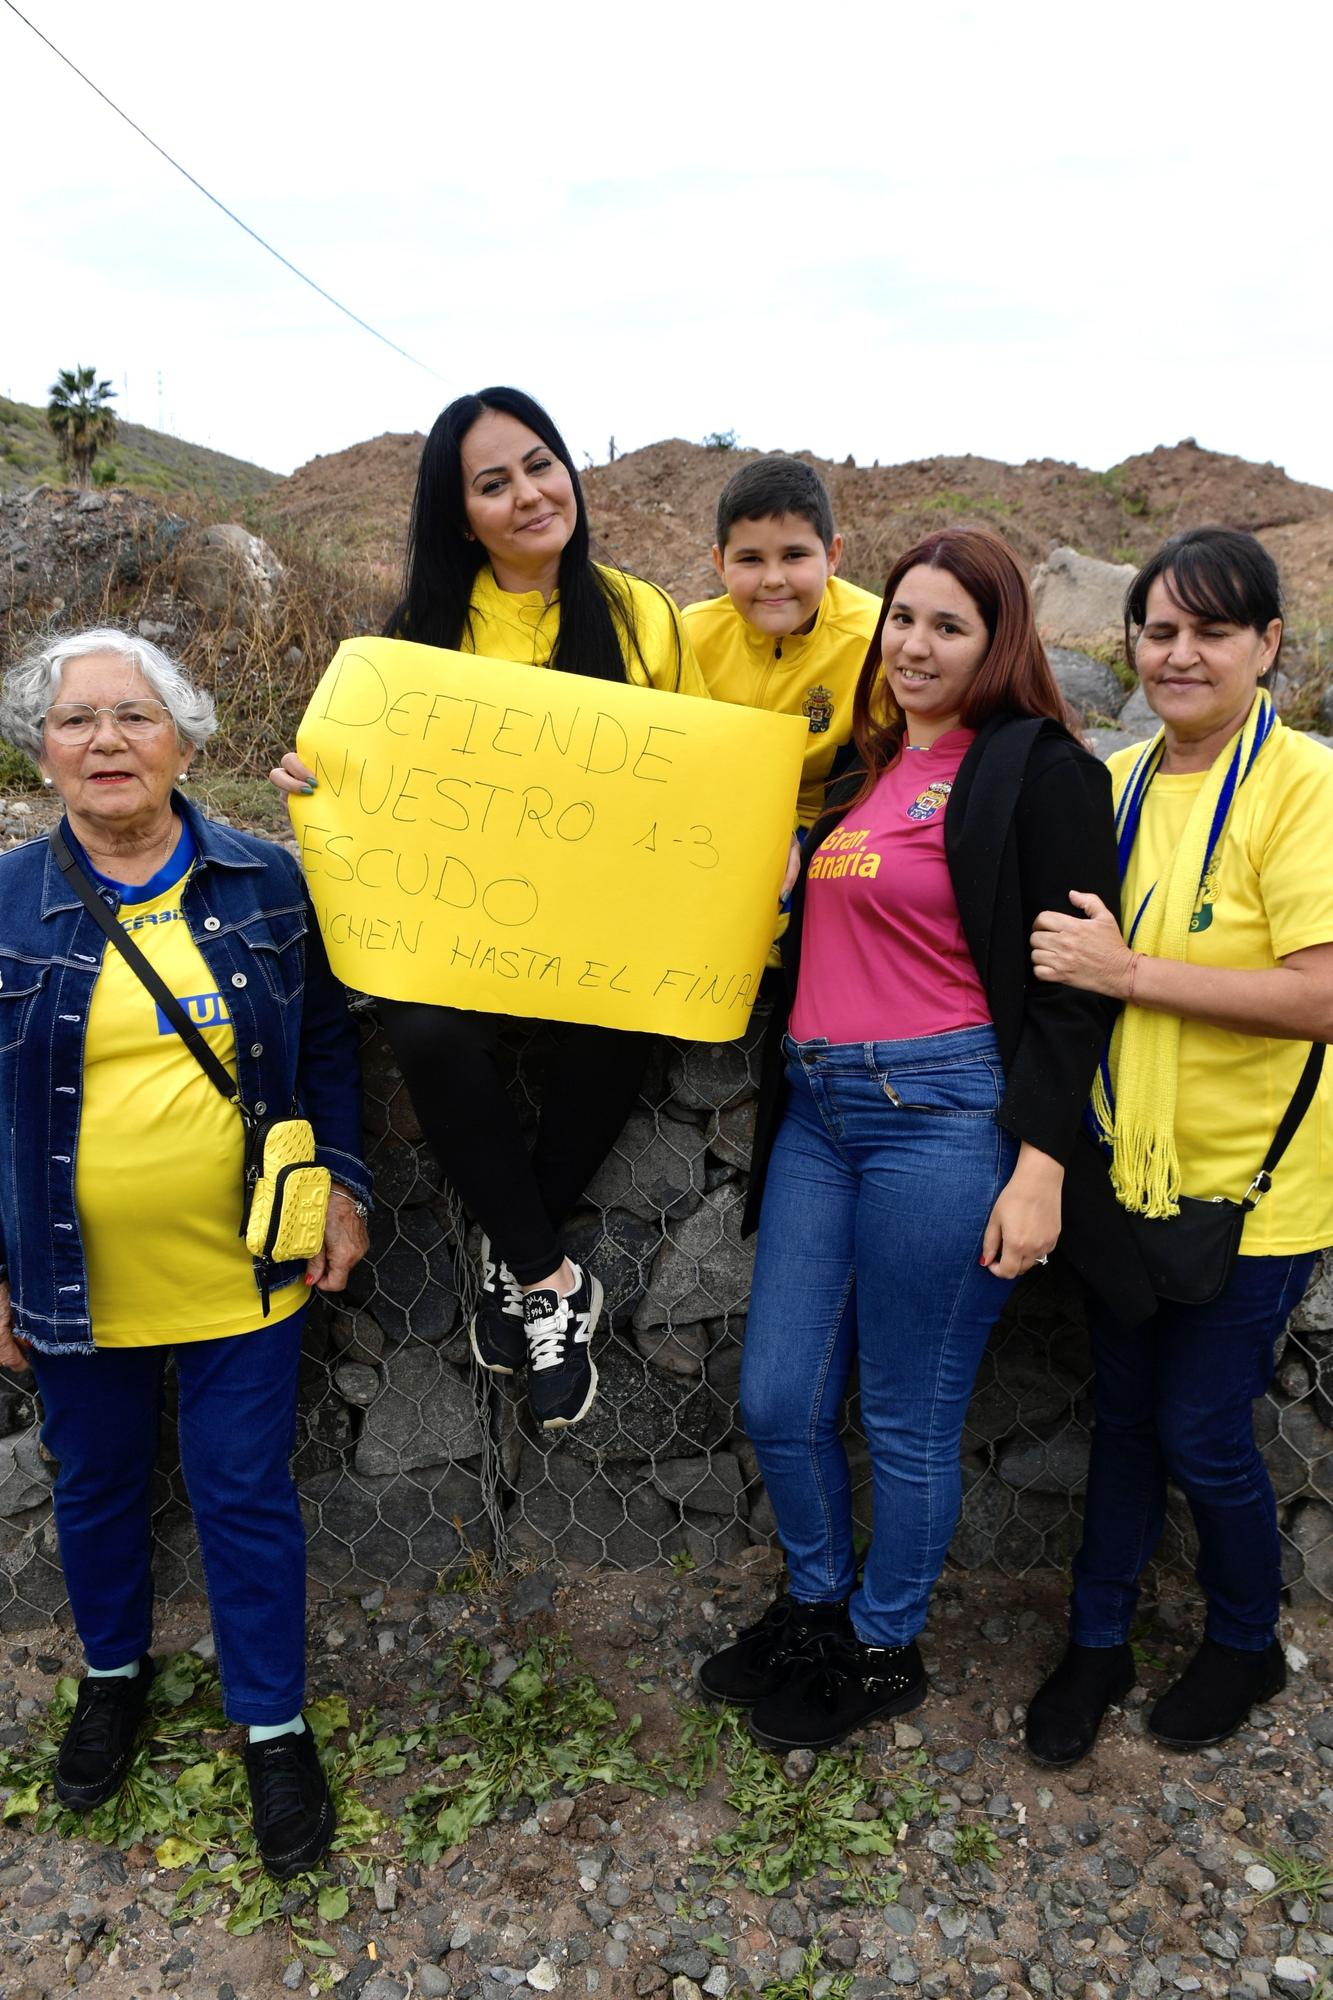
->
<box><xmin>289</xmin><ymin>637</ymin><xmax>806</xmax><ymax>1041</ymax></box>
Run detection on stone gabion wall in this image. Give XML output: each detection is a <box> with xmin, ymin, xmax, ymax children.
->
<box><xmin>2</xmin><ymin>1000</ymin><xmax>1333</xmax><ymax>1627</ymax></box>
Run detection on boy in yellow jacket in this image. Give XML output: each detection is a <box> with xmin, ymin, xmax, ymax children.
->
<box><xmin>682</xmin><ymin>455</ymin><xmax>882</xmax><ymax>832</ymax></box>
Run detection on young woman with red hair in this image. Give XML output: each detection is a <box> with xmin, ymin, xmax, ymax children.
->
<box><xmin>699</xmin><ymin>528</ymin><xmax>1150</xmax><ymax>1749</ymax></box>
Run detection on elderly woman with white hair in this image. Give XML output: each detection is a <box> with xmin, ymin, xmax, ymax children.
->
<box><xmin>0</xmin><ymin>628</ymin><xmax>370</xmax><ymax>1878</ymax></box>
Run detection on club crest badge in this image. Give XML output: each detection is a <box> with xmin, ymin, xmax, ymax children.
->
<box><xmin>802</xmin><ymin>684</ymin><xmax>834</xmax><ymax>734</ymax></box>
<box><xmin>907</xmin><ymin>780</ymin><xmax>953</xmax><ymax>822</ymax></box>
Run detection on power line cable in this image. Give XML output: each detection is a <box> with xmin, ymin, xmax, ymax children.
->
<box><xmin>3</xmin><ymin>0</ymin><xmax>445</xmax><ymax>380</ymax></box>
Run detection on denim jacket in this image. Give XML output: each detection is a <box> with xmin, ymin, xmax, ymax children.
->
<box><xmin>0</xmin><ymin>793</ymin><xmax>370</xmax><ymax>1354</ymax></box>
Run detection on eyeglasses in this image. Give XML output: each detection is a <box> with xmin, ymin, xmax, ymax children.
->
<box><xmin>45</xmin><ymin>699</ymin><xmax>175</xmax><ymax>742</ymax></box>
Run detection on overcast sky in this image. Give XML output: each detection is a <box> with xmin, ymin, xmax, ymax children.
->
<box><xmin>4</xmin><ymin>0</ymin><xmax>1331</xmax><ymax>487</ymax></box>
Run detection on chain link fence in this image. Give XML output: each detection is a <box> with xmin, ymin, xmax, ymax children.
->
<box><xmin>3</xmin><ymin>998</ymin><xmax>1333</xmax><ymax>1627</ymax></box>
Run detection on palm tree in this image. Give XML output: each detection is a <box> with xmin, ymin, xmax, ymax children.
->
<box><xmin>46</xmin><ymin>366</ymin><xmax>117</xmax><ymax>489</ymax></box>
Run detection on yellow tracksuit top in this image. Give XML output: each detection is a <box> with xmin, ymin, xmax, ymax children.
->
<box><xmin>467</xmin><ymin>563</ymin><xmax>710</xmax><ymax>701</ymax></box>
<box><xmin>681</xmin><ymin>573</ymin><xmax>881</xmax><ymax>826</ymax></box>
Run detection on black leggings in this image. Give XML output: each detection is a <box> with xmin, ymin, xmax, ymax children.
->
<box><xmin>377</xmin><ymin>1000</ymin><xmax>651</xmax><ymax>1283</ymax></box>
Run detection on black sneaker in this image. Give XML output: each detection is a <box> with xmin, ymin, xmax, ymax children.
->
<box><xmin>749</xmin><ymin>1633</ymin><xmax>927</xmax><ymax>1751</ymax></box>
<box><xmin>1148</xmin><ymin>1636</ymin><xmax>1286</xmax><ymax>1750</ymax></box>
<box><xmin>243</xmin><ymin>1724</ymin><xmax>335</xmax><ymax>1880</ymax></box>
<box><xmin>524</xmin><ymin>1263</ymin><xmax>603</xmax><ymax>1429</ymax></box>
<box><xmin>1024</xmin><ymin>1641</ymin><xmax>1136</xmax><ymax>1768</ymax></box>
<box><xmin>697</xmin><ymin>1592</ymin><xmax>852</xmax><ymax>1707</ymax></box>
<box><xmin>469</xmin><ymin>1236</ymin><xmax>526</xmax><ymax>1374</ymax></box>
<box><xmin>54</xmin><ymin>1656</ymin><xmax>156</xmax><ymax>1808</ymax></box>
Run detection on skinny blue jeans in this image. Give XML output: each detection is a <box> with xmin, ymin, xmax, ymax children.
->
<box><xmin>741</xmin><ymin>1027</ymin><xmax>1017</xmax><ymax>1647</ymax></box>
<box><xmin>1071</xmin><ymin>1252</ymin><xmax>1318</xmax><ymax>1651</ymax></box>
<box><xmin>29</xmin><ymin>1307</ymin><xmax>308</xmax><ymax>1725</ymax></box>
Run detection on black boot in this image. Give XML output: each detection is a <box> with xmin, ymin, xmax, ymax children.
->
<box><xmin>243</xmin><ymin>1725</ymin><xmax>335</xmax><ymax>1880</ymax></box>
<box><xmin>697</xmin><ymin>1592</ymin><xmax>851</xmax><ymax>1707</ymax></box>
<box><xmin>1148</xmin><ymin>1636</ymin><xmax>1285</xmax><ymax>1750</ymax></box>
<box><xmin>1024</xmin><ymin>1642</ymin><xmax>1135</xmax><ymax>1767</ymax></box>
<box><xmin>54</xmin><ymin>1657</ymin><xmax>156</xmax><ymax>1808</ymax></box>
<box><xmin>748</xmin><ymin>1633</ymin><xmax>926</xmax><ymax>1751</ymax></box>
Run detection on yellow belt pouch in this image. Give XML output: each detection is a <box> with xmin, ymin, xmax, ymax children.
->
<box><xmin>244</xmin><ymin>1119</ymin><xmax>331</xmax><ymax>1262</ymax></box>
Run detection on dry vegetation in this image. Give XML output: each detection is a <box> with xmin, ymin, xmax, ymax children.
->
<box><xmin>2</xmin><ymin>430</ymin><xmax>1331</xmax><ymax>806</ymax></box>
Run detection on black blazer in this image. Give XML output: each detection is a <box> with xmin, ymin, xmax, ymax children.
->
<box><xmin>744</xmin><ymin>711</ymin><xmax>1156</xmax><ymax>1328</ymax></box>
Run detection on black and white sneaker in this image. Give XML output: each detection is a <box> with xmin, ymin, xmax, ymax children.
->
<box><xmin>469</xmin><ymin>1236</ymin><xmax>526</xmax><ymax>1374</ymax></box>
<box><xmin>523</xmin><ymin>1263</ymin><xmax>603</xmax><ymax>1429</ymax></box>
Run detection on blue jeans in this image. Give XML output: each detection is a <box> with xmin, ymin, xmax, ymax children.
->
<box><xmin>741</xmin><ymin>1026</ymin><xmax>1018</xmax><ymax>1647</ymax></box>
<box><xmin>29</xmin><ymin>1307</ymin><xmax>308</xmax><ymax>1724</ymax></box>
<box><xmin>1071</xmin><ymin>1252</ymin><xmax>1318</xmax><ymax>1651</ymax></box>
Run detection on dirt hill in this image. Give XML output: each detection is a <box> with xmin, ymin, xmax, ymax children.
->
<box><xmin>263</xmin><ymin>433</ymin><xmax>1333</xmax><ymax>634</ymax></box>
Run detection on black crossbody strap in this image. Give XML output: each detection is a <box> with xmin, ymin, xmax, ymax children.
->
<box><xmin>1254</xmin><ymin>1042</ymin><xmax>1326</xmax><ymax>1189</ymax></box>
<box><xmin>50</xmin><ymin>826</ymin><xmax>248</xmax><ymax>1117</ymax></box>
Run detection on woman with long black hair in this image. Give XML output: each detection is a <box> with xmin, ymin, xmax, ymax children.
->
<box><xmin>274</xmin><ymin>387</ymin><xmax>708</xmax><ymax>1430</ymax></box>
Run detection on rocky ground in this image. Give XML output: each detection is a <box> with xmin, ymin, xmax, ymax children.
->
<box><xmin>2</xmin><ymin>1560</ymin><xmax>1332</xmax><ymax>2000</ymax></box>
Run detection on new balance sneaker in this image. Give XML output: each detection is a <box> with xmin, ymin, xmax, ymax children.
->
<box><xmin>697</xmin><ymin>1592</ymin><xmax>852</xmax><ymax>1707</ymax></box>
<box><xmin>243</xmin><ymin>1724</ymin><xmax>335</xmax><ymax>1880</ymax></box>
<box><xmin>469</xmin><ymin>1235</ymin><xmax>526</xmax><ymax>1374</ymax></box>
<box><xmin>1024</xmin><ymin>1641</ymin><xmax>1136</xmax><ymax>1768</ymax></box>
<box><xmin>749</xmin><ymin>1634</ymin><xmax>927</xmax><ymax>1751</ymax></box>
<box><xmin>1148</xmin><ymin>1635</ymin><xmax>1286</xmax><ymax>1750</ymax></box>
<box><xmin>524</xmin><ymin>1263</ymin><xmax>603</xmax><ymax>1429</ymax></box>
<box><xmin>54</xmin><ymin>1656</ymin><xmax>156</xmax><ymax>1809</ymax></box>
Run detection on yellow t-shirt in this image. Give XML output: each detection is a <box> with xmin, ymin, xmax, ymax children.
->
<box><xmin>467</xmin><ymin>564</ymin><xmax>710</xmax><ymax>701</ymax></box>
<box><xmin>681</xmin><ymin>573</ymin><xmax>882</xmax><ymax>827</ymax></box>
<box><xmin>1109</xmin><ymin>721</ymin><xmax>1333</xmax><ymax>1254</ymax></box>
<box><xmin>76</xmin><ymin>868</ymin><xmax>306</xmax><ymax>1344</ymax></box>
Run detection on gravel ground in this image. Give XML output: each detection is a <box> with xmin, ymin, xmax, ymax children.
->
<box><xmin>2</xmin><ymin>1559</ymin><xmax>1331</xmax><ymax>2000</ymax></box>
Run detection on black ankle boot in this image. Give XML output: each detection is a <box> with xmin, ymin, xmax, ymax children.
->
<box><xmin>1024</xmin><ymin>1642</ymin><xmax>1135</xmax><ymax>1768</ymax></box>
<box><xmin>697</xmin><ymin>1592</ymin><xmax>851</xmax><ymax>1707</ymax></box>
<box><xmin>1148</xmin><ymin>1636</ymin><xmax>1285</xmax><ymax>1750</ymax></box>
<box><xmin>748</xmin><ymin>1633</ymin><xmax>926</xmax><ymax>1751</ymax></box>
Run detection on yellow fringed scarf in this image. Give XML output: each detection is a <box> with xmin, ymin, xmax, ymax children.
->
<box><xmin>1091</xmin><ymin>689</ymin><xmax>1275</xmax><ymax>1217</ymax></box>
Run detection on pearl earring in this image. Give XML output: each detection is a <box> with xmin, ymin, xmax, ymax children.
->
<box><xmin>41</xmin><ymin>775</ymin><xmax>54</xmax><ymax>788</ymax></box>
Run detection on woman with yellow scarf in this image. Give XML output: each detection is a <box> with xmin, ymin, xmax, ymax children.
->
<box><xmin>1020</xmin><ymin>527</ymin><xmax>1333</xmax><ymax>1766</ymax></box>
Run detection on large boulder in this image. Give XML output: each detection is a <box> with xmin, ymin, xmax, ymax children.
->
<box><xmin>563</xmin><ymin>1208</ymin><xmax>665</xmax><ymax>1321</ymax></box>
<box><xmin>634</xmin><ymin>1181</ymin><xmax>757</xmax><ymax>1328</ymax></box>
<box><xmin>348</xmin><ymin>1201</ymin><xmax>458</xmax><ymax>1343</ymax></box>
<box><xmin>556</xmin><ymin>1333</ymin><xmax>730</xmax><ymax>1465</ymax></box>
<box><xmin>665</xmin><ymin>1013</ymin><xmax>766</xmax><ymax>1114</ymax></box>
<box><xmin>1083</xmin><ymin>726</ymin><xmax>1144</xmax><ymax>764</ymax></box>
<box><xmin>1284</xmin><ymin>1496</ymin><xmax>1333</xmax><ymax>1606</ymax></box>
<box><xmin>302</xmin><ymin>1460</ymin><xmax>491</xmax><ymax>1589</ymax></box>
<box><xmin>176</xmin><ymin>522</ymin><xmax>282</xmax><ymax>626</ymax></box>
<box><xmin>353</xmin><ymin>1343</ymin><xmax>483</xmax><ymax>1476</ymax></box>
<box><xmin>1115</xmin><ymin>685</ymin><xmax>1158</xmax><ymax>735</ymax></box>
<box><xmin>583</xmin><ymin>1109</ymin><xmax>709</xmax><ymax>1222</ymax></box>
<box><xmin>506</xmin><ymin>1444</ymin><xmax>679</xmax><ymax>1566</ymax></box>
<box><xmin>1032</xmin><ymin>547</ymin><xmax>1136</xmax><ymax>659</ymax></box>
<box><xmin>0</xmin><ymin>1432</ymin><xmax>52</xmax><ymax>1517</ymax></box>
<box><xmin>1047</xmin><ymin>647</ymin><xmax>1128</xmax><ymax>722</ymax></box>
<box><xmin>995</xmin><ymin>1424</ymin><xmax>1092</xmax><ymax>1494</ymax></box>
<box><xmin>1293</xmin><ymin>1249</ymin><xmax>1333</xmax><ymax>1335</ymax></box>
<box><xmin>649</xmin><ymin>1452</ymin><xmax>746</xmax><ymax>1516</ymax></box>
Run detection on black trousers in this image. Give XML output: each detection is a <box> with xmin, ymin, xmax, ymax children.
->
<box><xmin>377</xmin><ymin>1000</ymin><xmax>650</xmax><ymax>1283</ymax></box>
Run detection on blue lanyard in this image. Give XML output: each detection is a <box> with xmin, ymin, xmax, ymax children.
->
<box><xmin>1093</xmin><ymin>700</ymin><xmax>1274</xmax><ymax>1127</ymax></box>
<box><xmin>1112</xmin><ymin>702</ymin><xmax>1274</xmax><ymax>940</ymax></box>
